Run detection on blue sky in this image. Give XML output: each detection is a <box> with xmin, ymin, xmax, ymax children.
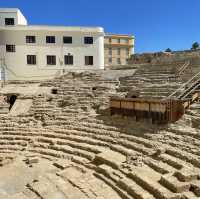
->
<box><xmin>0</xmin><ymin>0</ymin><xmax>200</xmax><ymax>53</ymax></box>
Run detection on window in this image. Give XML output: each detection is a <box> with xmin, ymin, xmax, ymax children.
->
<box><xmin>64</xmin><ymin>54</ymin><xmax>73</xmax><ymax>65</ymax></box>
<box><xmin>27</xmin><ymin>55</ymin><xmax>36</xmax><ymax>65</ymax></box>
<box><xmin>26</xmin><ymin>36</ymin><xmax>36</xmax><ymax>43</ymax></box>
<box><xmin>63</xmin><ymin>36</ymin><xmax>72</xmax><ymax>44</ymax></box>
<box><xmin>117</xmin><ymin>48</ymin><xmax>121</xmax><ymax>55</ymax></box>
<box><xmin>118</xmin><ymin>38</ymin><xmax>120</xmax><ymax>43</ymax></box>
<box><xmin>46</xmin><ymin>36</ymin><xmax>55</xmax><ymax>43</ymax></box>
<box><xmin>109</xmin><ymin>38</ymin><xmax>112</xmax><ymax>43</ymax></box>
<box><xmin>109</xmin><ymin>48</ymin><xmax>112</xmax><ymax>56</ymax></box>
<box><xmin>126</xmin><ymin>58</ymin><xmax>129</xmax><ymax>64</ymax></box>
<box><xmin>109</xmin><ymin>58</ymin><xmax>112</xmax><ymax>63</ymax></box>
<box><xmin>6</xmin><ymin>45</ymin><xmax>15</xmax><ymax>52</ymax></box>
<box><xmin>84</xmin><ymin>37</ymin><xmax>93</xmax><ymax>44</ymax></box>
<box><xmin>117</xmin><ymin>58</ymin><xmax>121</xmax><ymax>64</ymax></box>
<box><xmin>47</xmin><ymin>55</ymin><xmax>56</xmax><ymax>65</ymax></box>
<box><xmin>5</xmin><ymin>18</ymin><xmax>15</xmax><ymax>25</ymax></box>
<box><xmin>85</xmin><ymin>56</ymin><xmax>93</xmax><ymax>65</ymax></box>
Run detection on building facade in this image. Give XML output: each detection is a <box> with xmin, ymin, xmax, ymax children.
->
<box><xmin>0</xmin><ymin>8</ymin><xmax>104</xmax><ymax>80</ymax></box>
<box><xmin>104</xmin><ymin>34</ymin><xmax>134</xmax><ymax>66</ymax></box>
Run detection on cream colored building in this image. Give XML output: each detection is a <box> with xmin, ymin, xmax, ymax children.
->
<box><xmin>104</xmin><ymin>34</ymin><xmax>134</xmax><ymax>66</ymax></box>
<box><xmin>0</xmin><ymin>8</ymin><xmax>104</xmax><ymax>80</ymax></box>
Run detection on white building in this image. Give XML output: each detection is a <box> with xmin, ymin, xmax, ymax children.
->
<box><xmin>0</xmin><ymin>8</ymin><xmax>104</xmax><ymax>80</ymax></box>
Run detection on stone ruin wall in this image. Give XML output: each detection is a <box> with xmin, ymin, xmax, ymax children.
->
<box><xmin>129</xmin><ymin>50</ymin><xmax>200</xmax><ymax>65</ymax></box>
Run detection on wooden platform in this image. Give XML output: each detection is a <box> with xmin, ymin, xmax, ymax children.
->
<box><xmin>110</xmin><ymin>93</ymin><xmax>200</xmax><ymax>124</ymax></box>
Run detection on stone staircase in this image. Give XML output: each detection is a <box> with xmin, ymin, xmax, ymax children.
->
<box><xmin>118</xmin><ymin>61</ymin><xmax>197</xmax><ymax>99</ymax></box>
<box><xmin>0</xmin><ymin>72</ymin><xmax>199</xmax><ymax>198</ymax></box>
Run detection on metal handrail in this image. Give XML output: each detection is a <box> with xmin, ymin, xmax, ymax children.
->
<box><xmin>177</xmin><ymin>60</ymin><xmax>190</xmax><ymax>75</ymax></box>
<box><xmin>178</xmin><ymin>77</ymin><xmax>200</xmax><ymax>99</ymax></box>
<box><xmin>179</xmin><ymin>81</ymin><xmax>200</xmax><ymax>100</ymax></box>
<box><xmin>166</xmin><ymin>69</ymin><xmax>200</xmax><ymax>100</ymax></box>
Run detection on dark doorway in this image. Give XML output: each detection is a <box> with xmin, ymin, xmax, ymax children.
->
<box><xmin>130</xmin><ymin>95</ymin><xmax>137</xmax><ymax>98</ymax></box>
<box><xmin>92</xmin><ymin>87</ymin><xmax>97</xmax><ymax>91</ymax></box>
<box><xmin>7</xmin><ymin>95</ymin><xmax>17</xmax><ymax>110</ymax></box>
<box><xmin>51</xmin><ymin>89</ymin><xmax>58</xmax><ymax>94</ymax></box>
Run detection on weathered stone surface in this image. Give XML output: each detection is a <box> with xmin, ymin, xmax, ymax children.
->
<box><xmin>0</xmin><ymin>66</ymin><xmax>199</xmax><ymax>199</ymax></box>
<box><xmin>94</xmin><ymin>150</ymin><xmax>126</xmax><ymax>169</ymax></box>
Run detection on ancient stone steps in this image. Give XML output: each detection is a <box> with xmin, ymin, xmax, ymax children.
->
<box><xmin>167</xmin><ymin>127</ymin><xmax>200</xmax><ymax>142</ymax></box>
<box><xmin>0</xmin><ymin>134</ymin><xmax>32</xmax><ymax>142</ymax></box>
<box><xmin>148</xmin><ymin>135</ymin><xmax>200</xmax><ymax>157</ymax></box>
<box><xmin>128</xmin><ymin>172</ymin><xmax>181</xmax><ymax>199</ymax></box>
<box><xmin>117</xmin><ymin>139</ymin><xmax>155</xmax><ymax>156</ymax></box>
<box><xmin>1</xmin><ymin>130</ymin><xmax>41</xmax><ymax>138</ymax></box>
<box><xmin>94</xmin><ymin>172</ymin><xmax>133</xmax><ymax>199</ymax></box>
<box><xmin>0</xmin><ymin>121</ymin><xmax>199</xmax><ymax>183</ymax></box>
<box><xmin>46</xmin><ymin>173</ymin><xmax>89</xmax><ymax>199</ymax></box>
<box><xmin>166</xmin><ymin>148</ymin><xmax>200</xmax><ymax>168</ymax></box>
<box><xmin>49</xmin><ymin>126</ymin><xmax>156</xmax><ymax>157</ymax></box>
<box><xmin>56</xmin><ymin>139</ymin><xmax>105</xmax><ymax>154</ymax></box>
<box><xmin>1</xmin><ymin>69</ymin><xmax>200</xmax><ymax>199</ymax></box>
<box><xmin>109</xmin><ymin>144</ymin><xmax>140</xmax><ymax>157</ymax></box>
<box><xmin>144</xmin><ymin>158</ymin><xmax>175</xmax><ymax>175</ymax></box>
<box><xmin>0</xmin><ymin>136</ymin><xmax>97</xmax><ymax>166</ymax></box>
<box><xmin>27</xmin><ymin>176</ymin><xmax>69</xmax><ymax>199</ymax></box>
<box><xmin>0</xmin><ymin>130</ymin><xmax>184</xmax><ymax>179</ymax></box>
<box><xmin>182</xmin><ymin>192</ymin><xmax>200</xmax><ymax>199</ymax></box>
<box><xmin>39</xmin><ymin>131</ymin><xmax>110</xmax><ymax>147</ymax></box>
<box><xmin>49</xmin><ymin>145</ymin><xmax>95</xmax><ymax>161</ymax></box>
<box><xmin>145</xmin><ymin>131</ymin><xmax>200</xmax><ymax>149</ymax></box>
<box><xmin>45</xmin><ymin>129</ymin><xmax>141</xmax><ymax>159</ymax></box>
<box><xmin>56</xmin><ymin>164</ymin><xmax>123</xmax><ymax>199</ymax></box>
<box><xmin>0</xmin><ymin>140</ymin><xmax>28</xmax><ymax>147</ymax></box>
<box><xmin>31</xmin><ymin>142</ymin><xmax>95</xmax><ymax>161</ymax></box>
<box><xmin>190</xmin><ymin>180</ymin><xmax>200</xmax><ymax>197</ymax></box>
<box><xmin>159</xmin><ymin>173</ymin><xmax>191</xmax><ymax>193</ymax></box>
<box><xmin>159</xmin><ymin>153</ymin><xmax>191</xmax><ymax>170</ymax></box>
<box><xmin>95</xmin><ymin>164</ymin><xmax>156</xmax><ymax>199</ymax></box>
<box><xmin>0</xmin><ymin>145</ymin><xmax>25</xmax><ymax>152</ymax></box>
<box><xmin>79</xmin><ymin>121</ymin><xmax>120</xmax><ymax>131</ymax></box>
<box><xmin>28</xmin><ymin>147</ymin><xmax>67</xmax><ymax>159</ymax></box>
<box><xmin>42</xmin><ymin>126</ymin><xmax>159</xmax><ymax>159</ymax></box>
<box><xmin>119</xmin><ymin>134</ymin><xmax>157</xmax><ymax>148</ymax></box>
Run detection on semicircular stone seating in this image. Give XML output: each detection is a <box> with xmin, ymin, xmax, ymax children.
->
<box><xmin>0</xmin><ymin>70</ymin><xmax>200</xmax><ymax>199</ymax></box>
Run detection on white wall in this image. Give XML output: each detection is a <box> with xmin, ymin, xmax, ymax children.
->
<box><xmin>0</xmin><ymin>28</ymin><xmax>104</xmax><ymax>80</ymax></box>
<box><xmin>0</xmin><ymin>8</ymin><xmax>27</xmax><ymax>26</ymax></box>
<box><xmin>17</xmin><ymin>9</ymin><xmax>27</xmax><ymax>25</ymax></box>
<box><xmin>0</xmin><ymin>11</ymin><xmax>17</xmax><ymax>26</ymax></box>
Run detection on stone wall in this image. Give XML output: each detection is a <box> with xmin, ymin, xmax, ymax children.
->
<box><xmin>129</xmin><ymin>50</ymin><xmax>200</xmax><ymax>65</ymax></box>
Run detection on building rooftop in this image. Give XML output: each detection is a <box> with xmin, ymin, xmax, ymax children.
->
<box><xmin>0</xmin><ymin>25</ymin><xmax>104</xmax><ymax>33</ymax></box>
<box><xmin>105</xmin><ymin>33</ymin><xmax>134</xmax><ymax>38</ymax></box>
<box><xmin>0</xmin><ymin>8</ymin><xmax>20</xmax><ymax>12</ymax></box>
